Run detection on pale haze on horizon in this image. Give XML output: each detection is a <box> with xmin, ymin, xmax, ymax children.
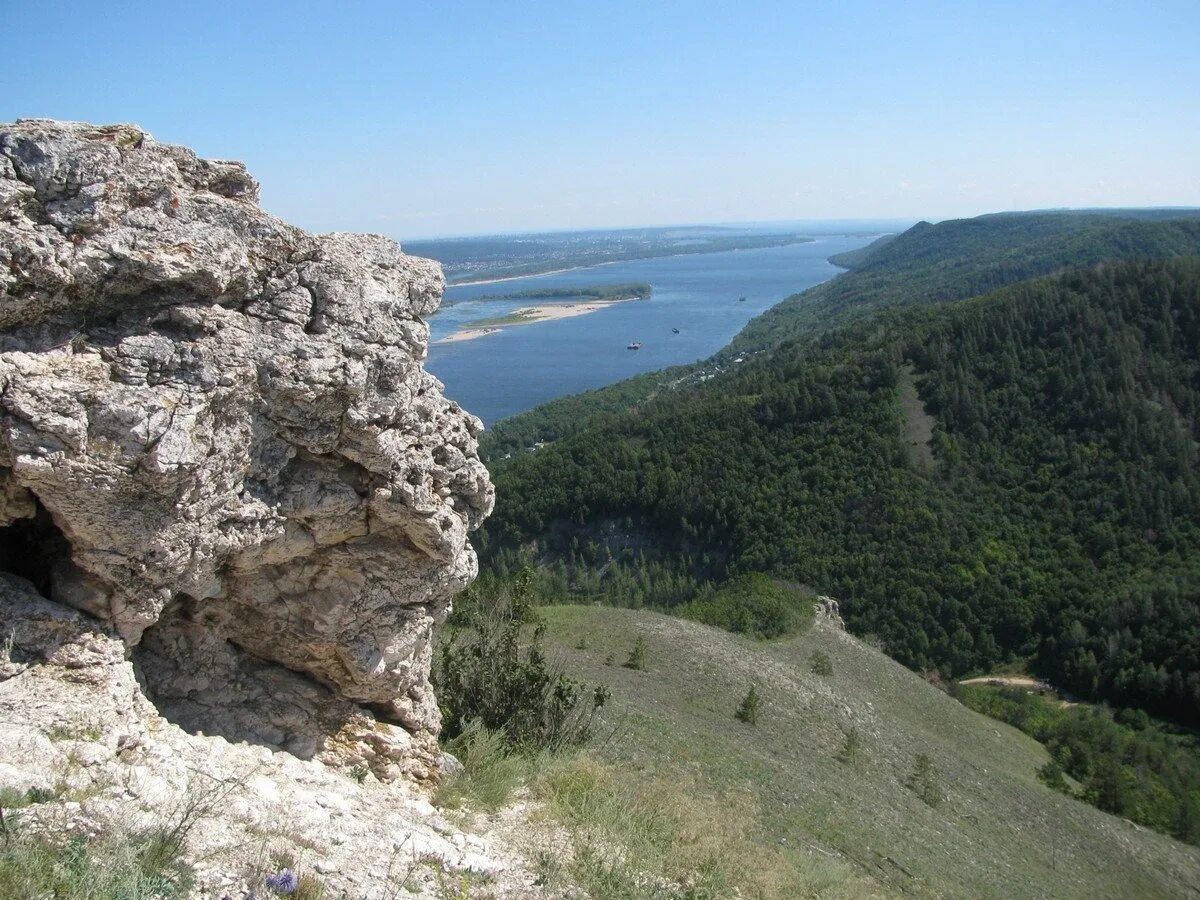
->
<box><xmin>3</xmin><ymin>0</ymin><xmax>1198</xmax><ymax>239</ymax></box>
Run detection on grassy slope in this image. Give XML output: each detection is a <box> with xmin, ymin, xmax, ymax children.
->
<box><xmin>538</xmin><ymin>605</ymin><xmax>1200</xmax><ymax>899</ymax></box>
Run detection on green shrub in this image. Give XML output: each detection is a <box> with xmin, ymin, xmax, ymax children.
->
<box><xmin>295</xmin><ymin>873</ymin><xmax>325</xmax><ymax>900</ymax></box>
<box><xmin>908</xmin><ymin>754</ymin><xmax>943</xmax><ymax>807</ymax></box>
<box><xmin>735</xmin><ymin>685</ymin><xmax>761</xmax><ymax>725</ymax></box>
<box><xmin>435</xmin><ymin>577</ymin><xmax>607</xmax><ymax>752</ymax></box>
<box><xmin>810</xmin><ymin>650</ymin><xmax>833</xmax><ymax>676</ymax></box>
<box><xmin>1037</xmin><ymin>760</ymin><xmax>1068</xmax><ymax>792</ymax></box>
<box><xmin>837</xmin><ymin>728</ymin><xmax>861</xmax><ymax>764</ymax></box>
<box><xmin>623</xmin><ymin>636</ymin><xmax>648</xmax><ymax>671</ymax></box>
<box><xmin>675</xmin><ymin>574</ymin><xmax>815</xmax><ymax>640</ymax></box>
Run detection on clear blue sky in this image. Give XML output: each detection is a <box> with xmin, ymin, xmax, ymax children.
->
<box><xmin>5</xmin><ymin>1</ymin><xmax>1198</xmax><ymax>238</ymax></box>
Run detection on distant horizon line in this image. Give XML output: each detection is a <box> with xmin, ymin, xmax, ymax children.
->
<box><xmin>398</xmin><ymin>206</ymin><xmax>1200</xmax><ymax>245</ymax></box>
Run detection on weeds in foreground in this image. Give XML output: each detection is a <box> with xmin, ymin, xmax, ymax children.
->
<box><xmin>263</xmin><ymin>866</ymin><xmax>325</xmax><ymax>899</ymax></box>
<box><xmin>532</xmin><ymin>847</ymin><xmax>568</xmax><ymax>888</ymax></box>
<box><xmin>434</xmin><ymin>721</ymin><xmax>541</xmax><ymax>811</ymax></box>
<box><xmin>434</xmin><ymin>866</ymin><xmax>493</xmax><ymax>900</ymax></box>
<box><xmin>0</xmin><ymin>784</ymin><xmax>57</xmax><ymax>813</ymax></box>
<box><xmin>247</xmin><ymin>843</ymin><xmax>328</xmax><ymax>899</ymax></box>
<box><xmin>46</xmin><ymin>721</ymin><xmax>102</xmax><ymax>743</ymax></box>
<box><xmin>534</xmin><ymin>753</ymin><xmax>854</xmax><ymax>899</ymax></box>
<box><xmin>0</xmin><ymin>818</ymin><xmax>194</xmax><ymax>899</ymax></box>
<box><xmin>0</xmin><ymin>763</ymin><xmax>252</xmax><ymax>899</ymax></box>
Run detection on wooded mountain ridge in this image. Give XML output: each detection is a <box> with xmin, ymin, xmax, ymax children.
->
<box><xmin>477</xmin><ymin>211</ymin><xmax>1200</xmax><ymax>723</ymax></box>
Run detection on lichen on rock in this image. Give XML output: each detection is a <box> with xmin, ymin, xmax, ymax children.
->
<box><xmin>0</xmin><ymin>118</ymin><xmax>494</xmax><ymax>779</ymax></box>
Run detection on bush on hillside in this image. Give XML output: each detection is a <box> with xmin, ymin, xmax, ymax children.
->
<box><xmin>908</xmin><ymin>754</ymin><xmax>943</xmax><ymax>807</ymax></box>
<box><xmin>435</xmin><ymin>575</ymin><xmax>608</xmax><ymax>752</ymax></box>
<box><xmin>675</xmin><ymin>574</ymin><xmax>815</xmax><ymax>640</ymax></box>
<box><xmin>837</xmin><ymin>728</ymin><xmax>861</xmax><ymax>764</ymax></box>
<box><xmin>623</xmin><ymin>636</ymin><xmax>648</xmax><ymax>671</ymax></box>
<box><xmin>735</xmin><ymin>685</ymin><xmax>762</xmax><ymax>725</ymax></box>
<box><xmin>1038</xmin><ymin>760</ymin><xmax>1069</xmax><ymax>792</ymax></box>
<box><xmin>811</xmin><ymin>650</ymin><xmax>834</xmax><ymax>676</ymax></box>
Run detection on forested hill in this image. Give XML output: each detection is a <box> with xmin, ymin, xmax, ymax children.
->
<box><xmin>479</xmin><ymin>257</ymin><xmax>1200</xmax><ymax>723</ymax></box>
<box><xmin>728</xmin><ymin>210</ymin><xmax>1200</xmax><ymax>354</ymax></box>
<box><xmin>482</xmin><ymin>211</ymin><xmax>1200</xmax><ymax>458</ymax></box>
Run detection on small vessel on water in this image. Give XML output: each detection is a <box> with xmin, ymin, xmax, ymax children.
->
<box><xmin>627</xmin><ymin>341</ymin><xmax>642</xmax><ymax>350</ymax></box>
<box><xmin>671</xmin><ymin>327</ymin><xmax>680</xmax><ymax>334</ymax></box>
<box><xmin>737</xmin><ymin>296</ymin><xmax>747</xmax><ymax>302</ymax></box>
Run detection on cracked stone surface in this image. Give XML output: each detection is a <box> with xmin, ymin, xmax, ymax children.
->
<box><xmin>0</xmin><ymin>578</ymin><xmax>560</xmax><ymax>898</ymax></box>
<box><xmin>0</xmin><ymin>118</ymin><xmax>495</xmax><ymax>778</ymax></box>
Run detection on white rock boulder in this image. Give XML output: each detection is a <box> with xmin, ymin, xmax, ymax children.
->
<box><xmin>0</xmin><ymin>119</ymin><xmax>494</xmax><ymax>777</ymax></box>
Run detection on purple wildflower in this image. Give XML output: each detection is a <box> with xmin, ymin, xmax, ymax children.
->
<box><xmin>264</xmin><ymin>869</ymin><xmax>299</xmax><ymax>894</ymax></box>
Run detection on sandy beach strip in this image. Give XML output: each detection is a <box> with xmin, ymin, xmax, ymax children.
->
<box><xmin>435</xmin><ymin>296</ymin><xmax>640</xmax><ymax>343</ymax></box>
<box><xmin>437</xmin><ymin>326</ymin><xmax>503</xmax><ymax>344</ymax></box>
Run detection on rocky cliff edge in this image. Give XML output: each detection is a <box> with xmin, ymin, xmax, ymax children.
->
<box><xmin>0</xmin><ymin>118</ymin><xmax>494</xmax><ymax>782</ymax></box>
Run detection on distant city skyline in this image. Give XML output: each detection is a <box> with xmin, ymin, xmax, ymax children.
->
<box><xmin>4</xmin><ymin>1</ymin><xmax>1198</xmax><ymax>239</ymax></box>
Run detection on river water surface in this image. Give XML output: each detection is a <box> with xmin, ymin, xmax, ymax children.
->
<box><xmin>426</xmin><ymin>233</ymin><xmax>882</xmax><ymax>423</ymax></box>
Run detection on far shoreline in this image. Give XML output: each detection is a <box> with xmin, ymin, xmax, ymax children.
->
<box><xmin>444</xmin><ymin>237</ymin><xmax>818</xmax><ymax>287</ymax></box>
<box><xmin>448</xmin><ymin>265</ymin><xmax>586</xmax><ymax>288</ymax></box>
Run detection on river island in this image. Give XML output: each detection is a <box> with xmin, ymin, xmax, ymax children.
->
<box><xmin>436</xmin><ymin>283</ymin><xmax>651</xmax><ymax>343</ymax></box>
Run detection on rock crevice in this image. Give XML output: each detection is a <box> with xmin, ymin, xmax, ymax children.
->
<box><xmin>0</xmin><ymin>118</ymin><xmax>494</xmax><ymax>778</ymax></box>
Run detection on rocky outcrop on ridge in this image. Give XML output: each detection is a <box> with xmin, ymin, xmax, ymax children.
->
<box><xmin>814</xmin><ymin>595</ymin><xmax>845</xmax><ymax>630</ymax></box>
<box><xmin>0</xmin><ymin>118</ymin><xmax>494</xmax><ymax>781</ymax></box>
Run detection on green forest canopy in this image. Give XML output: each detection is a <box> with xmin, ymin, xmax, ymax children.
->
<box><xmin>478</xmin><ymin>212</ymin><xmax>1200</xmax><ymax>725</ymax></box>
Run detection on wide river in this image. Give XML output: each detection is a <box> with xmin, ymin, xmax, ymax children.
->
<box><xmin>425</xmin><ymin>233</ymin><xmax>882</xmax><ymax>424</ymax></box>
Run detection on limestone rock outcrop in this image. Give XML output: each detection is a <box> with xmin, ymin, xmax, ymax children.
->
<box><xmin>814</xmin><ymin>595</ymin><xmax>845</xmax><ymax>630</ymax></box>
<box><xmin>0</xmin><ymin>578</ymin><xmax>557</xmax><ymax>897</ymax></box>
<box><xmin>0</xmin><ymin>119</ymin><xmax>494</xmax><ymax>779</ymax></box>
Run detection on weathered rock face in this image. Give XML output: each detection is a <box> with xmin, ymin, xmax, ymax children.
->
<box><xmin>0</xmin><ymin>119</ymin><xmax>494</xmax><ymax>777</ymax></box>
<box><xmin>0</xmin><ymin>579</ymin><xmax>552</xmax><ymax>898</ymax></box>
